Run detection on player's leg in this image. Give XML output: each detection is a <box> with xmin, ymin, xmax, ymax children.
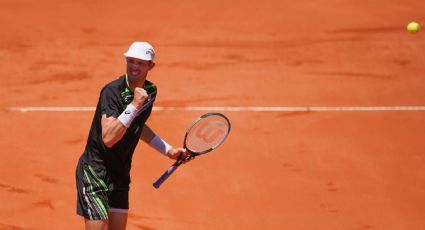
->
<box><xmin>76</xmin><ymin>161</ymin><xmax>110</xmax><ymax>229</ymax></box>
<box><xmin>108</xmin><ymin>209</ymin><xmax>128</xmax><ymax>230</ymax></box>
<box><xmin>84</xmin><ymin>219</ymin><xmax>108</xmax><ymax>230</ymax></box>
<box><xmin>108</xmin><ymin>190</ymin><xmax>130</xmax><ymax>230</ymax></box>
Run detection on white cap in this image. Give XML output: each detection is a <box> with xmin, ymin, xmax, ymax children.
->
<box><xmin>123</xmin><ymin>42</ymin><xmax>155</xmax><ymax>61</ymax></box>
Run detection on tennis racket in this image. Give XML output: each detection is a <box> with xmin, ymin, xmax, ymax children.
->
<box><xmin>153</xmin><ymin>113</ymin><xmax>231</xmax><ymax>189</ymax></box>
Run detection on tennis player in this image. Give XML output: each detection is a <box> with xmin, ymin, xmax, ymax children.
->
<box><xmin>75</xmin><ymin>41</ymin><xmax>191</xmax><ymax>230</ymax></box>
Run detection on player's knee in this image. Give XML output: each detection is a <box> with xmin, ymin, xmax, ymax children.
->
<box><xmin>84</xmin><ymin>219</ymin><xmax>108</xmax><ymax>230</ymax></box>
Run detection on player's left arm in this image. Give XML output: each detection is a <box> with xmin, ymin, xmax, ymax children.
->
<box><xmin>141</xmin><ymin>124</ymin><xmax>188</xmax><ymax>160</ymax></box>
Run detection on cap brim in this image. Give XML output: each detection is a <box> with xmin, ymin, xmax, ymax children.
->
<box><xmin>123</xmin><ymin>52</ymin><xmax>152</xmax><ymax>61</ymax></box>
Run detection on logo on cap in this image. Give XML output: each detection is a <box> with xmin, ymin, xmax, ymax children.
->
<box><xmin>146</xmin><ymin>49</ymin><xmax>154</xmax><ymax>59</ymax></box>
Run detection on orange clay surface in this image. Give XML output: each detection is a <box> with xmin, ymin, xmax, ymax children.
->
<box><xmin>1</xmin><ymin>0</ymin><xmax>425</xmax><ymax>229</ymax></box>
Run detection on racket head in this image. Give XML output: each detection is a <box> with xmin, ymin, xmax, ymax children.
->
<box><xmin>183</xmin><ymin>113</ymin><xmax>231</xmax><ymax>155</ymax></box>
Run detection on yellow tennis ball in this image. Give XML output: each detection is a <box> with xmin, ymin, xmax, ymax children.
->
<box><xmin>407</xmin><ymin>22</ymin><xmax>420</xmax><ymax>34</ymax></box>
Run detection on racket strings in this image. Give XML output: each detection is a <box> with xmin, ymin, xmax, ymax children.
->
<box><xmin>185</xmin><ymin>115</ymin><xmax>230</xmax><ymax>153</ymax></box>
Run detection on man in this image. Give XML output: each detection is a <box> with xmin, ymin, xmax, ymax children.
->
<box><xmin>75</xmin><ymin>41</ymin><xmax>190</xmax><ymax>230</ymax></box>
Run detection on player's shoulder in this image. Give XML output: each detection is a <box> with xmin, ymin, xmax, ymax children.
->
<box><xmin>143</xmin><ymin>79</ymin><xmax>157</xmax><ymax>94</ymax></box>
<box><xmin>105</xmin><ymin>75</ymin><xmax>126</xmax><ymax>89</ymax></box>
<box><xmin>101</xmin><ymin>75</ymin><xmax>126</xmax><ymax>94</ymax></box>
<box><xmin>143</xmin><ymin>79</ymin><xmax>156</xmax><ymax>89</ymax></box>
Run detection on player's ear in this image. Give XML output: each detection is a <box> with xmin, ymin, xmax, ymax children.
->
<box><xmin>148</xmin><ymin>61</ymin><xmax>155</xmax><ymax>70</ymax></box>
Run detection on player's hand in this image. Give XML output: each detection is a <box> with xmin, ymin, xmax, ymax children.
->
<box><xmin>167</xmin><ymin>148</ymin><xmax>193</xmax><ymax>164</ymax></box>
<box><xmin>131</xmin><ymin>87</ymin><xmax>148</xmax><ymax>109</ymax></box>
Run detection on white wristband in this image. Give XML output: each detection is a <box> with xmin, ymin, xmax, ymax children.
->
<box><xmin>149</xmin><ymin>135</ymin><xmax>172</xmax><ymax>155</ymax></box>
<box><xmin>117</xmin><ymin>104</ymin><xmax>138</xmax><ymax>128</ymax></box>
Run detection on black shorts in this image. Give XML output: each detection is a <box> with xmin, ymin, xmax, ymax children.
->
<box><xmin>76</xmin><ymin>160</ymin><xmax>129</xmax><ymax>220</ymax></box>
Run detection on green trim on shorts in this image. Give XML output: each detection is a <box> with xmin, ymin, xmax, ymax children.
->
<box><xmin>83</xmin><ymin>169</ymin><xmax>108</xmax><ymax>218</ymax></box>
<box><xmin>88</xmin><ymin>165</ymin><xmax>108</xmax><ymax>191</ymax></box>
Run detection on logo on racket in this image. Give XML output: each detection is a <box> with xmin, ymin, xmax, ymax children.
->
<box><xmin>195</xmin><ymin>120</ymin><xmax>226</xmax><ymax>143</ymax></box>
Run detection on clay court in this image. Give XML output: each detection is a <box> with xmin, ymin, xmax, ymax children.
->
<box><xmin>1</xmin><ymin>0</ymin><xmax>425</xmax><ymax>229</ymax></box>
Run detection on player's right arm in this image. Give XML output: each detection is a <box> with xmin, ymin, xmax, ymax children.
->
<box><xmin>101</xmin><ymin>115</ymin><xmax>127</xmax><ymax>148</ymax></box>
<box><xmin>101</xmin><ymin>87</ymin><xmax>147</xmax><ymax>148</ymax></box>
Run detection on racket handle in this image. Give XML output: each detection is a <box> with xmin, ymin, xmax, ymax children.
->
<box><xmin>153</xmin><ymin>165</ymin><xmax>178</xmax><ymax>189</ymax></box>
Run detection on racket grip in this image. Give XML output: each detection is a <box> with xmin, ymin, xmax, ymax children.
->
<box><xmin>153</xmin><ymin>165</ymin><xmax>178</xmax><ymax>189</ymax></box>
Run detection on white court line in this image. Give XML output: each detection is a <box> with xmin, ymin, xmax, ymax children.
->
<box><xmin>5</xmin><ymin>106</ymin><xmax>425</xmax><ymax>112</ymax></box>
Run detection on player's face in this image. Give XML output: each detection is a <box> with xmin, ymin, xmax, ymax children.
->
<box><xmin>126</xmin><ymin>57</ymin><xmax>154</xmax><ymax>83</ymax></box>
